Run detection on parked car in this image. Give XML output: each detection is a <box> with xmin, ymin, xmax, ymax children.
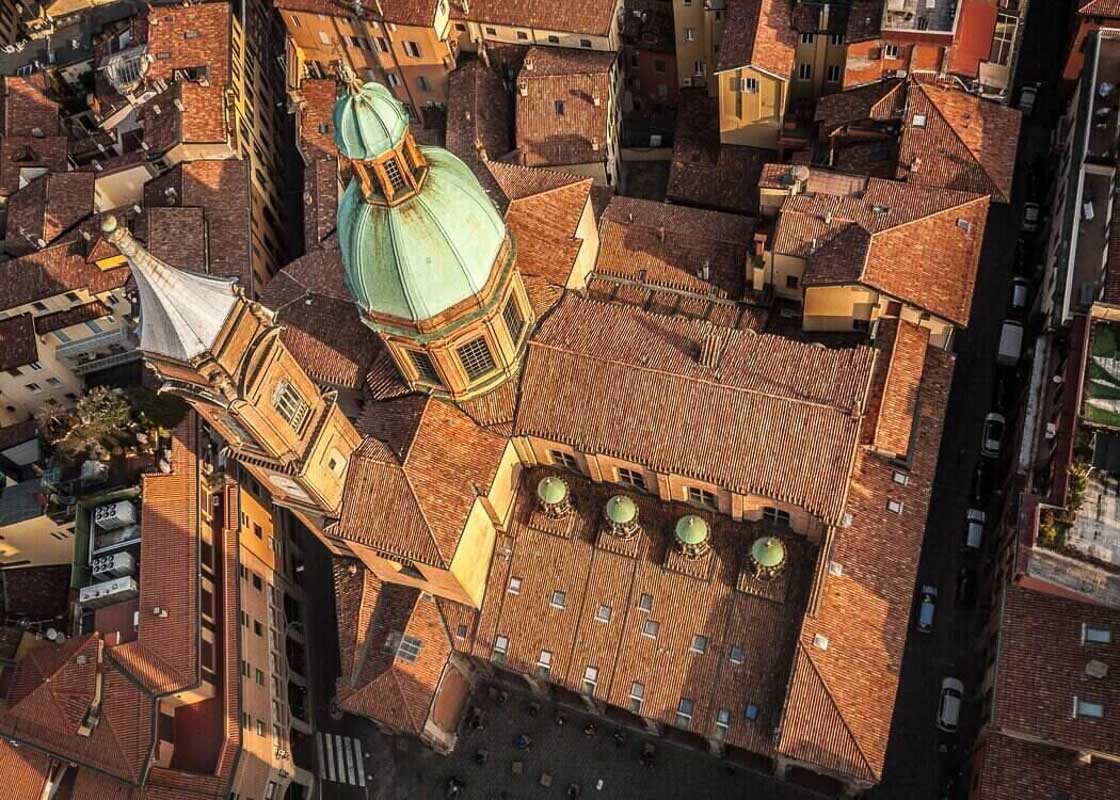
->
<box><xmin>997</xmin><ymin>320</ymin><xmax>1024</xmax><ymax>366</ymax></box>
<box><xmin>957</xmin><ymin>566</ymin><xmax>978</xmax><ymax>610</ymax></box>
<box><xmin>981</xmin><ymin>412</ymin><xmax>1006</xmax><ymax>458</ymax></box>
<box><xmin>966</xmin><ymin>509</ymin><xmax>986</xmax><ymax>550</ymax></box>
<box><xmin>1021</xmin><ymin>201</ymin><xmax>1041</xmax><ymax>233</ymax></box>
<box><xmin>916</xmin><ymin>586</ymin><xmax>939</xmax><ymax>633</ymax></box>
<box><xmin>1010</xmin><ymin>277</ymin><xmax>1029</xmax><ymax>315</ymax></box>
<box><xmin>937</xmin><ymin>678</ymin><xmax>965</xmax><ymax>733</ymax></box>
<box><xmin>1018</xmin><ymin>83</ymin><xmax>1039</xmax><ymax>116</ymax></box>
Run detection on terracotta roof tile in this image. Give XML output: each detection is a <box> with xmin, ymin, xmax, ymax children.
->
<box><xmin>5</xmin><ymin>172</ymin><xmax>96</xmax><ymax>253</ymax></box>
<box><xmin>595</xmin><ymin>196</ymin><xmax>756</xmax><ymax>300</ymax></box>
<box><xmin>502</xmin><ymin>174</ymin><xmax>592</xmax><ymax>288</ymax></box>
<box><xmin>0</xmin><ymin>137</ymin><xmax>70</xmax><ymax>197</ymax></box>
<box><xmin>515</xmin><ymin>296</ymin><xmax>876</xmax><ymax>524</ymax></box>
<box><xmin>1</xmin><ymin>76</ymin><xmax>60</xmax><ymax>138</ymax></box>
<box><xmin>0</xmin><ymin>315</ymin><xmax>38</xmax><ymax>372</ymax></box>
<box><xmin>145</xmin><ymin>3</ymin><xmax>231</xmax><ymax>87</ymax></box>
<box><xmin>71</xmin><ymin>768</ymin><xmax>138</xmax><ymax>799</ymax></box>
<box><xmin>897</xmin><ymin>82</ymin><xmax>1022</xmax><ymax>203</ymax></box>
<box><xmin>515</xmin><ymin>48</ymin><xmax>616</xmax><ymax>168</ymax></box>
<box><xmin>33</xmin><ymin>301</ymin><xmax>113</xmax><ymax>335</ymax></box>
<box><xmin>112</xmin><ymin>416</ymin><xmax>200</xmax><ymax>695</ymax></box>
<box><xmin>0</xmin><ymin>738</ymin><xmax>50</xmax><ymax>799</ymax></box>
<box><xmin>297</xmin><ymin>78</ymin><xmax>340</xmax><ymax>158</ymax></box>
<box><xmin>873</xmin><ymin>320</ymin><xmax>929</xmax><ymax>456</ymax></box>
<box><xmin>276</xmin><ymin>0</ymin><xmax>442</xmax><ymax>27</ymax></box>
<box><xmin>447</xmin><ymin>59</ymin><xmax>514</xmax><ymax>174</ymax></box>
<box><xmin>717</xmin><ymin>0</ymin><xmax>799</xmax><ymax>76</ymax></box>
<box><xmin>974</xmin><ymin>733</ymin><xmax>1120</xmax><ymax>800</ymax></box>
<box><xmin>779</xmin><ymin>330</ymin><xmax>954</xmax><ymax>781</ymax></box>
<box><xmin>845</xmin><ymin>0</ymin><xmax>884</xmax><ymax>42</ymax></box>
<box><xmin>776</xmin><ymin>177</ymin><xmax>988</xmax><ymax>325</ymax></box>
<box><xmin>453</xmin><ymin>0</ymin><xmax>621</xmax><ymax>36</ymax></box>
<box><xmin>333</xmin><ymin>397</ymin><xmax>508</xmax><ymax>566</ymax></box>
<box><xmin>1081</xmin><ymin>0</ymin><xmax>1120</xmax><ymax>16</ymax></box>
<box><xmin>815</xmin><ymin>78</ymin><xmax>905</xmax><ymax>133</ymax></box>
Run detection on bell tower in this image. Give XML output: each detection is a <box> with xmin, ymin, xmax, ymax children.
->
<box><xmin>101</xmin><ymin>216</ymin><xmax>362</xmax><ymax>518</ymax></box>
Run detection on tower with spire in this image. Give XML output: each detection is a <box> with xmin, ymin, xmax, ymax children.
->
<box><xmin>101</xmin><ymin>215</ymin><xmax>361</xmax><ymax>519</ymax></box>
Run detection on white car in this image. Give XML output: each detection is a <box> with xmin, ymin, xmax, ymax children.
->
<box><xmin>916</xmin><ymin>586</ymin><xmax>938</xmax><ymax>633</ymax></box>
<box><xmin>966</xmin><ymin>508</ymin><xmax>986</xmax><ymax>549</ymax></box>
<box><xmin>937</xmin><ymin>677</ymin><xmax>964</xmax><ymax>733</ymax></box>
<box><xmin>1022</xmin><ymin>202</ymin><xmax>1041</xmax><ymax>233</ymax></box>
<box><xmin>981</xmin><ymin>413</ymin><xmax>1005</xmax><ymax>459</ymax></box>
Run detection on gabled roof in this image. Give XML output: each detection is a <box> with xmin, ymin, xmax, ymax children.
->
<box><xmin>874</xmin><ymin>321</ymin><xmax>930</xmax><ymax>456</ymax></box>
<box><xmin>5</xmin><ymin>172</ymin><xmax>96</xmax><ymax>252</ymax></box>
<box><xmin>778</xmin><ymin>322</ymin><xmax>954</xmax><ymax>782</ymax></box>
<box><xmin>1081</xmin><ymin>0</ymin><xmax>1120</xmax><ymax>16</ymax></box>
<box><xmin>0</xmin><ymin>315</ymin><xmax>37</xmax><ymax>372</ymax></box>
<box><xmin>717</xmin><ymin>0</ymin><xmax>799</xmax><ymax>76</ymax></box>
<box><xmin>275</xmin><ymin>0</ymin><xmax>443</xmax><ymax>27</ymax></box>
<box><xmin>0</xmin><ymin>236</ymin><xmax>129</xmax><ymax>311</ymax></box>
<box><xmin>774</xmin><ymin>177</ymin><xmax>989</xmax><ymax>325</ymax></box>
<box><xmin>454</xmin><ymin>0</ymin><xmax>621</xmax><ymax>37</ymax></box>
<box><xmin>0</xmin><ymin>739</ymin><xmax>50</xmax><ymax>799</ymax></box>
<box><xmin>332</xmin><ymin>396</ymin><xmax>508</xmax><ymax>567</ymax></box>
<box><xmin>975</xmin><ymin>733</ymin><xmax>1120</xmax><ymax>800</ymax></box>
<box><xmin>1</xmin><ymin>75</ymin><xmax>60</xmax><ymax>138</ymax></box>
<box><xmin>897</xmin><ymin>81</ymin><xmax>1021</xmax><ymax>203</ymax></box>
<box><xmin>515</xmin><ymin>295</ymin><xmax>876</xmax><ymax>525</ymax></box>
<box><xmin>815</xmin><ymin>79</ymin><xmax>905</xmax><ymax>133</ymax></box>
<box><xmin>333</xmin><ymin>561</ymin><xmax>452</xmax><ymax>735</ymax></box>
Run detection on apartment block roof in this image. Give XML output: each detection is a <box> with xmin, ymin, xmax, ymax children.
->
<box><xmin>0</xmin><ymin>315</ymin><xmax>38</xmax><ymax>372</ymax></box>
<box><xmin>897</xmin><ymin>81</ymin><xmax>1021</xmax><ymax>203</ymax></box>
<box><xmin>815</xmin><ymin>79</ymin><xmax>905</xmax><ymax>134</ymax></box>
<box><xmin>454</xmin><ymin>0</ymin><xmax>621</xmax><ymax>37</ymax></box>
<box><xmin>144</xmin><ymin>2</ymin><xmax>231</xmax><ymax>87</ymax></box>
<box><xmin>773</xmin><ymin>177</ymin><xmax>989</xmax><ymax>325</ymax></box>
<box><xmin>1</xmin><ymin>75</ymin><xmax>60</xmax><ymax>138</ymax></box>
<box><xmin>469</xmin><ymin>468</ymin><xmax>812</xmax><ymax>755</ymax></box>
<box><xmin>515</xmin><ymin>48</ymin><xmax>615</xmax><ymax>169</ymax></box>
<box><xmin>5</xmin><ymin>172</ymin><xmax>96</xmax><ymax>253</ymax></box>
<box><xmin>0</xmin><ymin>137</ymin><xmax>70</xmax><ymax>197</ymax></box>
<box><xmin>717</xmin><ymin>0</ymin><xmax>799</xmax><ymax>77</ymax></box>
<box><xmin>874</xmin><ymin>321</ymin><xmax>930</xmax><ymax>456</ymax></box>
<box><xmin>0</xmin><ymin>740</ymin><xmax>49</xmax><ymax>800</ymax></box>
<box><xmin>778</xmin><ymin>320</ymin><xmax>953</xmax><ymax>781</ymax></box>
<box><xmin>446</xmin><ymin>60</ymin><xmax>515</xmax><ymax>206</ymax></box>
<box><xmin>992</xmin><ymin>585</ymin><xmax>1120</xmax><ymax>757</ymax></box>
<box><xmin>332</xmin><ymin>396</ymin><xmax>508</xmax><ymax>567</ymax></box>
<box><xmin>334</xmin><ymin>560</ymin><xmax>452</xmax><ymax>734</ymax></box>
<box><xmin>594</xmin><ymin>196</ymin><xmax>756</xmax><ymax>301</ymax></box>
<box><xmin>515</xmin><ymin>296</ymin><xmax>876</xmax><ymax>525</ymax></box>
<box><xmin>974</xmin><ymin>732</ymin><xmax>1120</xmax><ymax>800</ymax></box>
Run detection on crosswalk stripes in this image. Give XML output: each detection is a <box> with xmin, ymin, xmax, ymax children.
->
<box><xmin>316</xmin><ymin>731</ymin><xmax>367</xmax><ymax>787</ymax></box>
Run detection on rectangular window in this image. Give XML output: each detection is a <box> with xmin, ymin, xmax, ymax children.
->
<box><xmin>638</xmin><ymin>593</ymin><xmax>653</xmax><ymax>612</ymax></box>
<box><xmin>456</xmin><ymin>337</ymin><xmax>496</xmax><ymax>380</ymax></box>
<box><xmin>486</xmin><ymin>26</ymin><xmax>497</xmax><ymax>35</ymax></box>
<box><xmin>693</xmin><ymin>59</ymin><xmax>705</xmax><ymax>76</ymax></box>
<box><xmin>403</xmin><ymin>41</ymin><xmax>421</xmax><ymax>58</ymax></box>
<box><xmin>507</xmin><ymin>576</ymin><xmax>522</xmax><ymax>594</ymax></box>
<box><xmin>502</xmin><ymin>297</ymin><xmax>524</xmax><ymax>343</ymax></box>
<box><xmin>582</xmin><ymin>666</ymin><xmax>598</xmax><ymax>696</ymax></box>
<box><xmin>641</xmin><ymin>620</ymin><xmax>659</xmax><ymax>639</ymax></box>
<box><xmin>826</xmin><ymin>64</ymin><xmax>842</xmax><ymax>82</ymax></box>
<box><xmin>800</xmin><ymin>33</ymin><xmax>814</xmax><ymax>44</ymax></box>
<box><xmin>28</xmin><ymin>361</ymin><xmax>42</xmax><ymax>372</ymax></box>
<box><xmin>893</xmin><ymin>471</ymin><xmax>910</xmax><ymax>485</ymax></box>
<box><xmin>417</xmin><ymin>76</ymin><xmax>430</xmax><ymax>92</ymax></box>
<box><xmin>25</xmin><ymin>382</ymin><xmax>40</xmax><ymax>392</ymax></box>
<box><xmin>690</xmin><ymin>635</ymin><xmax>707</xmax><ymax>654</ymax></box>
<box><xmin>256</xmin><ymin>668</ymin><xmax>265</xmax><ymax>685</ymax></box>
<box><xmin>253</xmin><ymin>523</ymin><xmax>263</xmax><ymax>539</ymax></box>
<box><xmin>785</xmin><ymin>274</ymin><xmax>800</xmax><ymax>289</ymax></box>
<box><xmin>616</xmin><ymin>467</ymin><xmax>645</xmax><ymax>489</ymax></box>
<box><xmin>884</xmin><ymin>44</ymin><xmax>900</xmax><ymax>59</ymax></box>
<box><xmin>536</xmin><ymin>650</ymin><xmax>553</xmax><ymax>678</ymax></box>
<box><xmin>272</xmin><ymin>380</ymin><xmax>310</xmax><ymax>431</ymax></box>
<box><xmin>762</xmin><ymin>506</ymin><xmax>791</xmax><ymax>526</ymax></box>
<box><xmin>383</xmin><ymin>157</ymin><xmax>407</xmax><ymax>191</ymax></box>
<box><xmin>684</xmin><ymin>27</ymin><xmax>695</xmax><ymax>43</ymax></box>
<box><xmin>886</xmin><ymin>499</ymin><xmax>904</xmax><ymax>514</ymax></box>
<box><xmin>595</xmin><ymin>604</ymin><xmax>612</xmax><ymax>623</ymax></box>
<box><xmin>714</xmin><ymin>708</ymin><xmax>731</xmax><ymax>740</ymax></box>
<box><xmin>550</xmin><ymin>450</ymin><xmax>580</xmax><ymax>471</ymax></box>
<box><xmin>555</xmin><ymin>100</ymin><xmax>565</xmax><ymax>116</ymax></box>
<box><xmin>254</xmin><ymin>620</ymin><xmax>263</xmax><ymax>636</ymax></box>
<box><xmin>550</xmin><ymin>590</ymin><xmax>567</xmax><ymax>609</ymax></box>
<box><xmin>729</xmin><ymin>645</ymin><xmax>745</xmax><ymax>665</ymax></box>
<box><xmin>54</xmin><ymin>330</ymin><xmax>71</xmax><ymax>343</ymax></box>
<box><xmin>376</xmin><ymin>37</ymin><xmax>389</xmax><ymax>52</ymax></box>
<box><xmin>1083</xmin><ymin>624</ymin><xmax>1112</xmax><ymax>644</ymax></box>
<box><xmin>686</xmin><ymin>486</ymin><xmax>717</xmax><ymax>509</ymax></box>
<box><xmin>740</xmin><ymin>77</ymin><xmax>759</xmax><ymax>93</ymax></box>
<box><xmin>798</xmin><ymin>63</ymin><xmax>812</xmax><ymax>80</ymax></box>
<box><xmin>580</xmin><ymin>39</ymin><xmax>592</xmax><ymax>48</ymax></box>
<box><xmin>386</xmin><ymin>72</ymin><xmax>401</xmax><ymax>88</ymax></box>
<box><xmin>675</xmin><ymin>698</ymin><xmax>694</xmax><ymax>729</ymax></box>
<box><xmin>257</xmin><ymin>720</ymin><xmax>266</xmax><ymax>736</ymax></box>
<box><xmin>629</xmin><ymin>681</ymin><xmax>644</xmax><ymax>713</ymax></box>
<box><xmin>547</xmin><ymin>34</ymin><xmax>560</xmax><ymax>44</ymax></box>
<box><xmin>830</xmin><ymin>34</ymin><xmax>844</xmax><ymax>46</ymax></box>
<box><xmin>45</xmin><ymin>377</ymin><xmax>62</xmax><ymax>387</ymax></box>
<box><xmin>396</xmin><ymin>634</ymin><xmax>422</xmax><ymax>663</ymax></box>
<box><xmin>1075</xmin><ymin>698</ymin><xmax>1105</xmax><ymax>718</ymax></box>
<box><xmin>492</xmin><ymin>635</ymin><xmax>509</xmax><ymax>664</ymax></box>
<box><xmin>408</xmin><ymin>350</ymin><xmax>441</xmax><ymax>385</ymax></box>
<box><xmin>253</xmin><ymin>573</ymin><xmax>263</xmax><ymax>592</ymax></box>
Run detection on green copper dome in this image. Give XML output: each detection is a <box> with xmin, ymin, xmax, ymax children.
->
<box><xmin>337</xmin><ymin>147</ymin><xmax>507</xmax><ymax>324</ymax></box>
<box><xmin>606</xmin><ymin>495</ymin><xmax>637</xmax><ymax>525</ymax></box>
<box><xmin>751</xmin><ymin>536</ymin><xmax>786</xmax><ymax>569</ymax></box>
<box><xmin>333</xmin><ymin>81</ymin><xmax>409</xmax><ymax>161</ymax></box>
<box><xmin>537</xmin><ymin>476</ymin><xmax>569</xmax><ymax>505</ymax></box>
<box><xmin>675</xmin><ymin>515</ymin><xmax>709</xmax><ymax>546</ymax></box>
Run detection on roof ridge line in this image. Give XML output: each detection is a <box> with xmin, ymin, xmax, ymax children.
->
<box><xmin>797</xmin><ymin>643</ymin><xmax>877</xmax><ymax>778</ymax></box>
<box><xmin>916</xmin><ymin>83</ymin><xmax>1000</xmax><ymax>196</ymax></box>
<box><xmin>400</xmin><ymin>464</ymin><xmax>449</xmax><ymax>568</ymax></box>
<box><xmin>507</xmin><ymin>174</ymin><xmax>593</xmax><ymax>205</ymax></box>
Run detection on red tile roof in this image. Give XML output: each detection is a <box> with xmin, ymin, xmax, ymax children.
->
<box><xmin>0</xmin><ymin>739</ymin><xmax>49</xmax><ymax>799</ymax></box>
<box><xmin>515</xmin><ymin>296</ymin><xmax>876</xmax><ymax>525</ymax></box>
<box><xmin>778</xmin><ymin>322</ymin><xmax>954</xmax><ymax>781</ymax></box>
<box><xmin>897</xmin><ymin>81</ymin><xmax>1022</xmax><ymax>203</ymax></box>
<box><xmin>276</xmin><ymin>0</ymin><xmax>443</xmax><ymax>27</ymax></box>
<box><xmin>297</xmin><ymin>78</ymin><xmax>340</xmax><ymax>159</ymax></box>
<box><xmin>0</xmin><ymin>137</ymin><xmax>70</xmax><ymax>197</ymax></box>
<box><xmin>0</xmin><ymin>236</ymin><xmax>128</xmax><ymax>310</ymax></box>
<box><xmin>1</xmin><ymin>76</ymin><xmax>60</xmax><ymax>138</ymax></box>
<box><xmin>0</xmin><ymin>315</ymin><xmax>38</xmax><ymax>372</ymax></box>
<box><xmin>717</xmin><ymin>0</ymin><xmax>799</xmax><ymax>76</ymax></box>
<box><xmin>332</xmin><ymin>397</ymin><xmax>509</xmax><ymax>567</ymax></box>
<box><xmin>815</xmin><ymin>79</ymin><xmax>905</xmax><ymax>133</ymax></box>
<box><xmin>775</xmin><ymin>177</ymin><xmax>989</xmax><ymax>325</ymax></box>
<box><xmin>1081</xmin><ymin>0</ymin><xmax>1120</xmax><ymax>16</ymax></box>
<box><xmin>974</xmin><ymin>732</ymin><xmax>1120</xmax><ymax>800</ymax></box>
<box><xmin>515</xmin><ymin>48</ymin><xmax>616</xmax><ymax>168</ymax></box>
<box><xmin>5</xmin><ymin>172</ymin><xmax>96</xmax><ymax>253</ymax></box>
<box><xmin>874</xmin><ymin>321</ymin><xmax>929</xmax><ymax>456</ymax></box>
<box><xmin>33</xmin><ymin>301</ymin><xmax>113</xmax><ymax>335</ymax></box>
<box><xmin>145</xmin><ymin>3</ymin><xmax>231</xmax><ymax>87</ymax></box>
<box><xmin>454</xmin><ymin>0</ymin><xmax>621</xmax><ymax>37</ymax></box>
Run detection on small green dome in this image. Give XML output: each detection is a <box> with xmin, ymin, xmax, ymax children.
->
<box><xmin>332</xmin><ymin>81</ymin><xmax>409</xmax><ymax>161</ymax></box>
<box><xmin>537</xmin><ymin>476</ymin><xmax>568</xmax><ymax>505</ymax></box>
<box><xmin>751</xmin><ymin>536</ymin><xmax>786</xmax><ymax>569</ymax></box>
<box><xmin>337</xmin><ymin>147</ymin><xmax>507</xmax><ymax>323</ymax></box>
<box><xmin>606</xmin><ymin>495</ymin><xmax>637</xmax><ymax>525</ymax></box>
<box><xmin>675</xmin><ymin>515</ymin><xmax>709</xmax><ymax>546</ymax></box>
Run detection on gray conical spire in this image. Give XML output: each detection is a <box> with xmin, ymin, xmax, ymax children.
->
<box><xmin>101</xmin><ymin>215</ymin><xmax>239</xmax><ymax>362</ymax></box>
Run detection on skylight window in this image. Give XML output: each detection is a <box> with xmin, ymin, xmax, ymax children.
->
<box><xmin>913</xmin><ymin>113</ymin><xmax>927</xmax><ymax>128</ymax></box>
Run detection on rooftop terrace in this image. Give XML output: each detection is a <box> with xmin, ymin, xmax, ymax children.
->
<box><xmin>881</xmin><ymin>0</ymin><xmax>959</xmax><ymax>34</ymax></box>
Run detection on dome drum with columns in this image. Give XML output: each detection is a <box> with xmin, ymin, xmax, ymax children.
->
<box><xmin>334</xmin><ymin>80</ymin><xmax>533</xmax><ymax>402</ymax></box>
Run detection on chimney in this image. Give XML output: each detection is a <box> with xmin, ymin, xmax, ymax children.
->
<box><xmin>753</xmin><ymin>231</ymin><xmax>767</xmax><ymax>257</ymax></box>
<box><xmin>76</xmin><ymin>639</ymin><xmax>105</xmax><ymax>738</ymax></box>
<box><xmin>518</xmin><ymin>80</ymin><xmax>528</xmax><ymax>96</ymax></box>
<box><xmin>657</xmin><ymin>225</ymin><xmax>665</xmax><ymax>242</ymax></box>
<box><xmin>910</xmin><ymin>156</ymin><xmax>922</xmax><ymax>173</ymax></box>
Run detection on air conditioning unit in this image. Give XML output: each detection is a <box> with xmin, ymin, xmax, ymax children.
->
<box><xmin>79</xmin><ymin>577</ymin><xmax>139</xmax><ymax>609</ymax></box>
<box><xmin>91</xmin><ymin>551</ymin><xmax>135</xmax><ymax>579</ymax></box>
<box><xmin>94</xmin><ymin>501</ymin><xmax>137</xmax><ymax>531</ymax></box>
<box><xmin>94</xmin><ymin>497</ymin><xmax>137</xmax><ymax>528</ymax></box>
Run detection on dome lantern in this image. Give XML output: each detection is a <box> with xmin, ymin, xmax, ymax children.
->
<box><xmin>748</xmin><ymin>535</ymin><xmax>787</xmax><ymax>579</ymax></box>
<box><xmin>674</xmin><ymin>514</ymin><xmax>711</xmax><ymax>559</ymax></box>
<box><xmin>604</xmin><ymin>495</ymin><xmax>640</xmax><ymax>540</ymax></box>
<box><xmin>536</xmin><ymin>476</ymin><xmax>572</xmax><ymax>518</ymax></box>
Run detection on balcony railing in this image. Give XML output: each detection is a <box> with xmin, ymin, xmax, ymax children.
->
<box><xmin>56</xmin><ymin>327</ymin><xmax>131</xmax><ymax>360</ymax></box>
<box><xmin>71</xmin><ymin>348</ymin><xmax>142</xmax><ymax>376</ymax></box>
